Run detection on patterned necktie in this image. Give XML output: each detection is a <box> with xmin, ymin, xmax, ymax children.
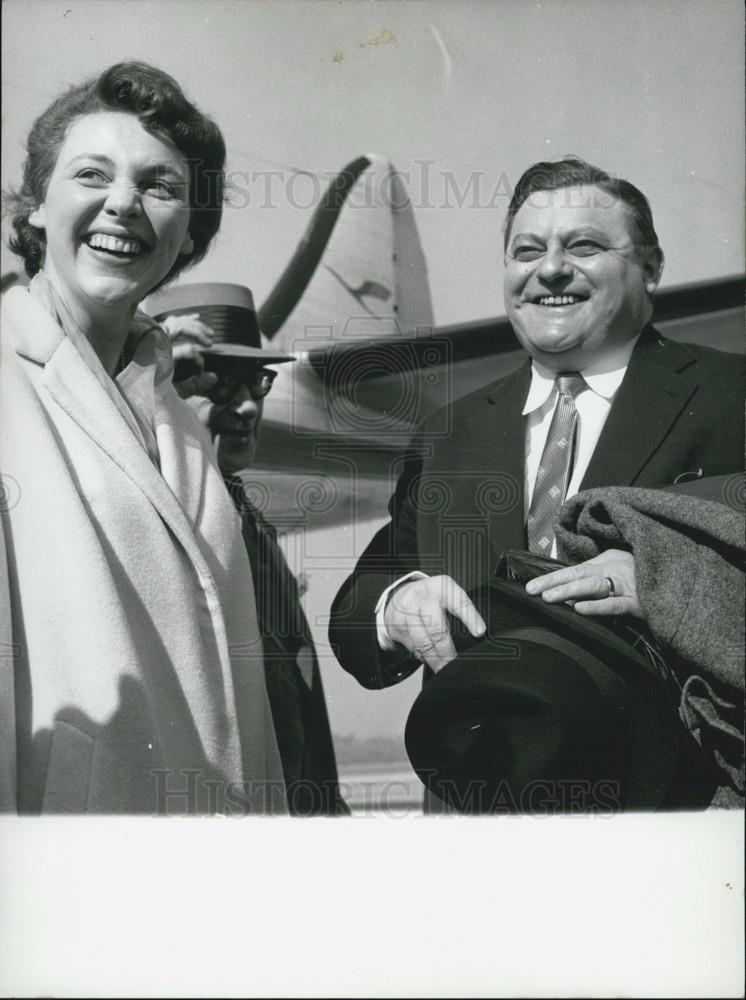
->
<box><xmin>527</xmin><ymin>372</ymin><xmax>586</xmax><ymax>554</ymax></box>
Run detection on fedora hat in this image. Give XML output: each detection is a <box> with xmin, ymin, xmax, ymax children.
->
<box><xmin>404</xmin><ymin>551</ymin><xmax>682</xmax><ymax>814</ymax></box>
<box><xmin>146</xmin><ymin>282</ymin><xmax>295</xmax><ymax>368</ymax></box>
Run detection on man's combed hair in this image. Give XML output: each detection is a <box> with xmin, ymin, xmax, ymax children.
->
<box><xmin>6</xmin><ymin>61</ymin><xmax>226</xmax><ymax>285</ymax></box>
<box><xmin>503</xmin><ymin>156</ymin><xmax>662</xmax><ymax>257</ymax></box>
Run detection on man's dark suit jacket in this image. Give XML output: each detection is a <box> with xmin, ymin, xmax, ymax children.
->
<box><xmin>328</xmin><ymin>327</ymin><xmax>744</xmax><ymax>693</ymax></box>
<box><xmin>225</xmin><ymin>476</ymin><xmax>349</xmax><ymax>816</ymax></box>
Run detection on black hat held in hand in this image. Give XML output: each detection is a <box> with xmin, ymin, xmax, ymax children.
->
<box><xmin>404</xmin><ymin>552</ymin><xmax>681</xmax><ymax>815</ymax></box>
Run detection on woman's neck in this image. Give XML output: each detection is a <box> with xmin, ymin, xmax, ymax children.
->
<box><xmin>41</xmin><ymin>268</ymin><xmax>136</xmax><ymax>376</ymax></box>
<box><xmin>71</xmin><ymin>302</ymin><xmax>134</xmax><ymax>376</ymax></box>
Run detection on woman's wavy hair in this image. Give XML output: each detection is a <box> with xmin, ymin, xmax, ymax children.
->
<box><xmin>6</xmin><ymin>61</ymin><xmax>225</xmax><ymax>286</ymax></box>
<box><xmin>503</xmin><ymin>156</ymin><xmax>662</xmax><ymax>262</ymax></box>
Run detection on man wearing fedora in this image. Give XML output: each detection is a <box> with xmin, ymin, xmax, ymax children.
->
<box><xmin>328</xmin><ymin>157</ymin><xmax>744</xmax><ymax>813</ymax></box>
<box><xmin>148</xmin><ymin>283</ymin><xmax>349</xmax><ymax>817</ymax></box>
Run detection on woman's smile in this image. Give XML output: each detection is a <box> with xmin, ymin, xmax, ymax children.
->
<box><xmin>84</xmin><ymin>230</ymin><xmax>150</xmax><ymax>259</ymax></box>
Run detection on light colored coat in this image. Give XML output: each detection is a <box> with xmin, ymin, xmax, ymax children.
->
<box><xmin>0</xmin><ymin>286</ymin><xmax>285</xmax><ymax>814</ymax></box>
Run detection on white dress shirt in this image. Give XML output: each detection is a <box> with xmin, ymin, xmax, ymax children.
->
<box><xmin>523</xmin><ymin>353</ymin><xmax>635</xmax><ymax>543</ymax></box>
<box><xmin>376</xmin><ymin>340</ymin><xmax>639</xmax><ymax>647</ymax></box>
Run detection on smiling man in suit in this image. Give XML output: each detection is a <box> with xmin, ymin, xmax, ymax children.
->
<box><xmin>329</xmin><ymin>157</ymin><xmax>743</xmax><ymax>707</ymax></box>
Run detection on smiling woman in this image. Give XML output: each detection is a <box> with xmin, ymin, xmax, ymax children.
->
<box><xmin>0</xmin><ymin>63</ymin><xmax>286</xmax><ymax>815</ymax></box>
<box><xmin>24</xmin><ymin>112</ymin><xmax>196</xmax><ymax>370</ymax></box>
<box><xmin>7</xmin><ymin>61</ymin><xmax>224</xmax><ymax>370</ymax></box>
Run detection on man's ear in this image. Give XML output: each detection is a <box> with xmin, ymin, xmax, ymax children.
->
<box><xmin>179</xmin><ymin>231</ymin><xmax>194</xmax><ymax>256</ymax></box>
<box><xmin>643</xmin><ymin>247</ymin><xmax>664</xmax><ymax>295</ymax></box>
<box><xmin>28</xmin><ymin>205</ymin><xmax>46</xmax><ymax>229</ymax></box>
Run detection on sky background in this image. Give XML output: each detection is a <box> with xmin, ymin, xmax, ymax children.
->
<box><xmin>2</xmin><ymin>0</ymin><xmax>744</xmax><ymax>327</ymax></box>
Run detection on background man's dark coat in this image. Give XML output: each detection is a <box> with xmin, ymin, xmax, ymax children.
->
<box><xmin>226</xmin><ymin>476</ymin><xmax>349</xmax><ymax>816</ymax></box>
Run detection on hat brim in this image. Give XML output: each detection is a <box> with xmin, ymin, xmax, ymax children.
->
<box><xmin>201</xmin><ymin>344</ymin><xmax>295</xmax><ymax>366</ymax></box>
<box><xmin>484</xmin><ymin>576</ymin><xmax>659</xmax><ymax>684</ymax></box>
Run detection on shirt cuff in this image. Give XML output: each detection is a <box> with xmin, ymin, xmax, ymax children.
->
<box><xmin>374</xmin><ymin>572</ymin><xmax>428</xmax><ymax>650</ymax></box>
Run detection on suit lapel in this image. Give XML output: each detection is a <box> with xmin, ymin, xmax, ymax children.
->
<box><xmin>581</xmin><ymin>327</ymin><xmax>699</xmax><ymax>490</ymax></box>
<box><xmin>481</xmin><ymin>361</ymin><xmax>530</xmax><ymax>560</ymax></box>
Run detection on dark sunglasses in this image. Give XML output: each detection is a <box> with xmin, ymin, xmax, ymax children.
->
<box><xmin>207</xmin><ymin>368</ymin><xmax>278</xmax><ymax>402</ymax></box>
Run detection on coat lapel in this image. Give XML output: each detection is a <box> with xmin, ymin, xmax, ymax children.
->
<box><xmin>44</xmin><ymin>341</ymin><xmax>204</xmax><ymax>550</ymax></box>
<box><xmin>5</xmin><ymin>288</ymin><xmax>206</xmax><ymax>564</ymax></box>
<box><xmin>581</xmin><ymin>327</ymin><xmax>699</xmax><ymax>490</ymax></box>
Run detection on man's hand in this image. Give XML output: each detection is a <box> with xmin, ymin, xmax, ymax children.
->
<box><xmin>160</xmin><ymin>313</ymin><xmax>215</xmax><ymax>354</ymax></box>
<box><xmin>525</xmin><ymin>548</ymin><xmax>642</xmax><ymax>619</ymax></box>
<box><xmin>160</xmin><ymin>313</ymin><xmax>219</xmax><ymax>399</ymax></box>
<box><xmin>383</xmin><ymin>575</ymin><xmax>486</xmax><ymax>672</ymax></box>
<box><xmin>173</xmin><ymin>371</ymin><xmax>218</xmax><ymax>400</ymax></box>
